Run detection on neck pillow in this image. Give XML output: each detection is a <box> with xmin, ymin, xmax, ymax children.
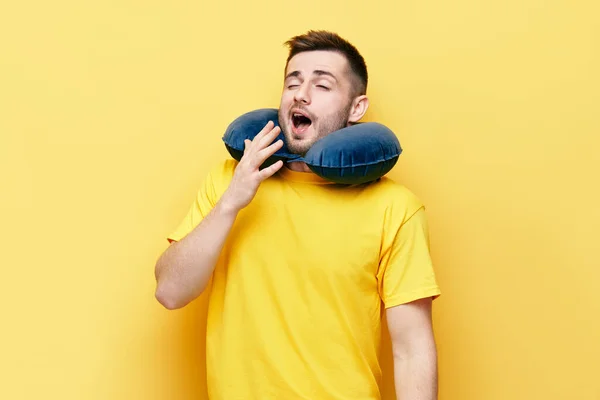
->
<box><xmin>222</xmin><ymin>108</ymin><xmax>402</xmax><ymax>185</ymax></box>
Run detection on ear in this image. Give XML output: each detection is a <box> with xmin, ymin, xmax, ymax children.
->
<box><xmin>347</xmin><ymin>95</ymin><xmax>369</xmax><ymax>123</ymax></box>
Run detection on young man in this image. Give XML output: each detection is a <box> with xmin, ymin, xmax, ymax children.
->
<box><xmin>155</xmin><ymin>30</ymin><xmax>441</xmax><ymax>400</ymax></box>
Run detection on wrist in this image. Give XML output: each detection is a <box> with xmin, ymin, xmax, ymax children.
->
<box><xmin>216</xmin><ymin>192</ymin><xmax>242</xmax><ymax>217</ymax></box>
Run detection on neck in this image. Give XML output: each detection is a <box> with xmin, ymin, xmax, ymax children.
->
<box><xmin>285</xmin><ymin>161</ymin><xmax>312</xmax><ymax>173</ymax></box>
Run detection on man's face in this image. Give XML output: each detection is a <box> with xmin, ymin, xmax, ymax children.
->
<box><xmin>278</xmin><ymin>50</ymin><xmax>358</xmax><ymax>156</ymax></box>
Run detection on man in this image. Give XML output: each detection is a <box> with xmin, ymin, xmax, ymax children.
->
<box><xmin>155</xmin><ymin>30</ymin><xmax>441</xmax><ymax>400</ymax></box>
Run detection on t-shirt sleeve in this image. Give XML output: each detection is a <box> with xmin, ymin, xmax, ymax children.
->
<box><xmin>377</xmin><ymin>205</ymin><xmax>441</xmax><ymax>308</ymax></box>
<box><xmin>166</xmin><ymin>159</ymin><xmax>236</xmax><ymax>243</ymax></box>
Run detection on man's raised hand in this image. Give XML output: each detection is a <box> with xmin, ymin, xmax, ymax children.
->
<box><xmin>220</xmin><ymin>121</ymin><xmax>284</xmax><ymax>213</ymax></box>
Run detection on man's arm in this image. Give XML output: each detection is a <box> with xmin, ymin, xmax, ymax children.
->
<box><xmin>154</xmin><ymin>199</ymin><xmax>239</xmax><ymax>309</ymax></box>
<box><xmin>386</xmin><ymin>297</ymin><xmax>438</xmax><ymax>400</ymax></box>
<box><xmin>154</xmin><ymin>121</ymin><xmax>284</xmax><ymax>310</ymax></box>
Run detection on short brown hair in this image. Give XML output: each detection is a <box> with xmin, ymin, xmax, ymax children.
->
<box><xmin>283</xmin><ymin>30</ymin><xmax>368</xmax><ymax>96</ymax></box>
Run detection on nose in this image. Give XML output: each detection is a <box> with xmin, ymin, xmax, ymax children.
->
<box><xmin>293</xmin><ymin>82</ymin><xmax>311</xmax><ymax>104</ymax></box>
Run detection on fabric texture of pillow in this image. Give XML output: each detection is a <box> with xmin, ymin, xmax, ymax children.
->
<box><xmin>222</xmin><ymin>108</ymin><xmax>402</xmax><ymax>184</ymax></box>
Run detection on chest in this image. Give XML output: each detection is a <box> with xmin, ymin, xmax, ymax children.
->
<box><xmin>229</xmin><ymin>187</ymin><xmax>386</xmax><ymax>281</ymax></box>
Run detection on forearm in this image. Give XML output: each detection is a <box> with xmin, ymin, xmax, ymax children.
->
<box><xmin>393</xmin><ymin>348</ymin><xmax>438</xmax><ymax>400</ymax></box>
<box><xmin>154</xmin><ymin>198</ymin><xmax>238</xmax><ymax>309</ymax></box>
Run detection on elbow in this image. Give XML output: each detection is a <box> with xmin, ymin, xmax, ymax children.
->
<box><xmin>153</xmin><ymin>249</ymin><xmax>205</xmax><ymax>310</ymax></box>
<box><xmin>154</xmin><ymin>283</ymin><xmax>189</xmax><ymax>310</ymax></box>
<box><xmin>154</xmin><ymin>253</ymin><xmax>188</xmax><ymax>310</ymax></box>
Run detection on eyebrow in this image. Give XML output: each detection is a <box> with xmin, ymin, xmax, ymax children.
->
<box><xmin>285</xmin><ymin>70</ymin><xmax>338</xmax><ymax>82</ymax></box>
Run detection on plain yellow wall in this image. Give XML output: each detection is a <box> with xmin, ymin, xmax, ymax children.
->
<box><xmin>2</xmin><ymin>0</ymin><xmax>599</xmax><ymax>399</ymax></box>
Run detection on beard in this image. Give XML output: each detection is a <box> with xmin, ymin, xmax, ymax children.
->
<box><xmin>278</xmin><ymin>102</ymin><xmax>353</xmax><ymax>156</ymax></box>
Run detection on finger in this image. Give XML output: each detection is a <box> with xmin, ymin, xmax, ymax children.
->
<box><xmin>245</xmin><ymin>122</ymin><xmax>276</xmax><ymax>156</ymax></box>
<box><xmin>251</xmin><ymin>121</ymin><xmax>275</xmax><ymax>145</ymax></box>
<box><xmin>256</xmin><ymin>125</ymin><xmax>281</xmax><ymax>150</ymax></box>
<box><xmin>254</xmin><ymin>139</ymin><xmax>284</xmax><ymax>166</ymax></box>
<box><xmin>259</xmin><ymin>160</ymin><xmax>284</xmax><ymax>180</ymax></box>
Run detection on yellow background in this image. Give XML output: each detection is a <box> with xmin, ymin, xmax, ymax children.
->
<box><xmin>1</xmin><ymin>0</ymin><xmax>599</xmax><ymax>399</ymax></box>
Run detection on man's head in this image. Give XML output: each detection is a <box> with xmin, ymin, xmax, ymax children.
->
<box><xmin>278</xmin><ymin>30</ymin><xmax>369</xmax><ymax>156</ymax></box>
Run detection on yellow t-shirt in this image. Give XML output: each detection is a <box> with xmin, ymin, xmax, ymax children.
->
<box><xmin>167</xmin><ymin>159</ymin><xmax>441</xmax><ymax>400</ymax></box>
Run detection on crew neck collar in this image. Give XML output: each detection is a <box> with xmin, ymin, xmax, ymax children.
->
<box><xmin>277</xmin><ymin>164</ymin><xmax>333</xmax><ymax>185</ymax></box>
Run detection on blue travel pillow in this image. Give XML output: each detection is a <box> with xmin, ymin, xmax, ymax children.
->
<box><xmin>222</xmin><ymin>108</ymin><xmax>402</xmax><ymax>185</ymax></box>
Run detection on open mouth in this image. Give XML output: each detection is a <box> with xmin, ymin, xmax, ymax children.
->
<box><xmin>291</xmin><ymin>112</ymin><xmax>312</xmax><ymax>134</ymax></box>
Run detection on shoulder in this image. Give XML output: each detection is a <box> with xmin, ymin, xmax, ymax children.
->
<box><xmin>196</xmin><ymin>158</ymin><xmax>238</xmax><ymax>198</ymax></box>
<box><xmin>366</xmin><ymin>176</ymin><xmax>425</xmax><ymax>219</ymax></box>
<box><xmin>207</xmin><ymin>158</ymin><xmax>238</xmax><ymax>180</ymax></box>
<box><xmin>354</xmin><ymin>176</ymin><xmax>427</xmax><ymax>234</ymax></box>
